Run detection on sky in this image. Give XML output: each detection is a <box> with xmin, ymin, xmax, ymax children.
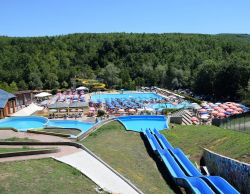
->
<box><xmin>0</xmin><ymin>0</ymin><xmax>250</xmax><ymax>37</ymax></box>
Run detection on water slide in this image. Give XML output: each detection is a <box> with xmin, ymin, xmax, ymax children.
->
<box><xmin>143</xmin><ymin>129</ymin><xmax>239</xmax><ymax>194</ymax></box>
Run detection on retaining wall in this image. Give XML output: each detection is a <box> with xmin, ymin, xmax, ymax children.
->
<box><xmin>202</xmin><ymin>148</ymin><xmax>249</xmax><ymax>193</ymax></box>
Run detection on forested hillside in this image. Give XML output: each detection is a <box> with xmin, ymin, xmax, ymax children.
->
<box><xmin>0</xmin><ymin>33</ymin><xmax>250</xmax><ymax>100</ymax></box>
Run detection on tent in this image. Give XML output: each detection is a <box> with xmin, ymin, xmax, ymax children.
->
<box><xmin>11</xmin><ymin>103</ymin><xmax>43</xmax><ymax>116</ymax></box>
<box><xmin>76</xmin><ymin>86</ymin><xmax>89</xmax><ymax>91</ymax></box>
<box><xmin>34</xmin><ymin>92</ymin><xmax>52</xmax><ymax>98</ymax></box>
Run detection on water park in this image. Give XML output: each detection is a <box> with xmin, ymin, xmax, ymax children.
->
<box><xmin>0</xmin><ymin>87</ymin><xmax>249</xmax><ymax>194</ymax></box>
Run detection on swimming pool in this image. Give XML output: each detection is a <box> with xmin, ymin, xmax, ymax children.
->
<box><xmin>0</xmin><ymin>116</ymin><xmax>94</xmax><ymax>132</ymax></box>
<box><xmin>91</xmin><ymin>92</ymin><xmax>163</xmax><ymax>103</ymax></box>
<box><xmin>0</xmin><ymin>116</ymin><xmax>48</xmax><ymax>132</ymax></box>
<box><xmin>47</xmin><ymin>120</ymin><xmax>94</xmax><ymax>133</ymax></box>
<box><xmin>117</xmin><ymin>115</ymin><xmax>168</xmax><ymax>132</ymax></box>
<box><xmin>150</xmin><ymin>101</ymin><xmax>193</xmax><ymax>110</ymax></box>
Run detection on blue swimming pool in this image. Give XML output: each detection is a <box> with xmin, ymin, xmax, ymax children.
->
<box><xmin>150</xmin><ymin>101</ymin><xmax>193</xmax><ymax>110</ymax></box>
<box><xmin>91</xmin><ymin>92</ymin><xmax>163</xmax><ymax>103</ymax></box>
<box><xmin>117</xmin><ymin>115</ymin><xmax>168</xmax><ymax>132</ymax></box>
<box><xmin>0</xmin><ymin>116</ymin><xmax>94</xmax><ymax>132</ymax></box>
<box><xmin>47</xmin><ymin>120</ymin><xmax>94</xmax><ymax>133</ymax></box>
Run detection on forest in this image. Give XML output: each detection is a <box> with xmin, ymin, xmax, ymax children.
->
<box><xmin>0</xmin><ymin>33</ymin><xmax>250</xmax><ymax>102</ymax></box>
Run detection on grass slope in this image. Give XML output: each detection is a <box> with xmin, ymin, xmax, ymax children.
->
<box><xmin>81</xmin><ymin>121</ymin><xmax>177</xmax><ymax>194</ymax></box>
<box><xmin>0</xmin><ymin>158</ymin><xmax>101</xmax><ymax>194</ymax></box>
<box><xmin>0</xmin><ymin>147</ymin><xmax>40</xmax><ymax>153</ymax></box>
<box><xmin>161</xmin><ymin>125</ymin><xmax>250</xmax><ymax>163</ymax></box>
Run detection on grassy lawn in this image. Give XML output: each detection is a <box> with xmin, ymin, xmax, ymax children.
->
<box><xmin>0</xmin><ymin>158</ymin><xmax>103</xmax><ymax>194</ymax></box>
<box><xmin>41</xmin><ymin>128</ymin><xmax>81</xmax><ymax>136</ymax></box>
<box><xmin>0</xmin><ymin>137</ymin><xmax>38</xmax><ymax>142</ymax></box>
<box><xmin>81</xmin><ymin>121</ymin><xmax>178</xmax><ymax>194</ymax></box>
<box><xmin>161</xmin><ymin>125</ymin><xmax>250</xmax><ymax>164</ymax></box>
<box><xmin>0</xmin><ymin>147</ymin><xmax>41</xmax><ymax>153</ymax></box>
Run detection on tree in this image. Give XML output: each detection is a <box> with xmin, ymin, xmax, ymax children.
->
<box><xmin>99</xmin><ymin>63</ymin><xmax>121</xmax><ymax>88</ymax></box>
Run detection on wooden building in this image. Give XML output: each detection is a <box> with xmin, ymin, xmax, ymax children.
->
<box><xmin>0</xmin><ymin>89</ymin><xmax>16</xmax><ymax>119</ymax></box>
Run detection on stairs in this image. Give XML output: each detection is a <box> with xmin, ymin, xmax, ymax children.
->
<box><xmin>170</xmin><ymin>109</ymin><xmax>193</xmax><ymax>125</ymax></box>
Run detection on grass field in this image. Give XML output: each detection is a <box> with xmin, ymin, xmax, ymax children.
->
<box><xmin>0</xmin><ymin>147</ymin><xmax>41</xmax><ymax>153</ymax></box>
<box><xmin>161</xmin><ymin>125</ymin><xmax>250</xmax><ymax>163</ymax></box>
<box><xmin>81</xmin><ymin>121</ymin><xmax>178</xmax><ymax>194</ymax></box>
<box><xmin>0</xmin><ymin>158</ymin><xmax>103</xmax><ymax>194</ymax></box>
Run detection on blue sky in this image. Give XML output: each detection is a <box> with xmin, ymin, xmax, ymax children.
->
<box><xmin>0</xmin><ymin>0</ymin><xmax>250</xmax><ymax>37</ymax></box>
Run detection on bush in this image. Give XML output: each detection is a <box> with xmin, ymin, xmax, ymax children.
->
<box><xmin>97</xmin><ymin>110</ymin><xmax>106</xmax><ymax>117</ymax></box>
<box><xmin>162</xmin><ymin>108</ymin><xmax>179</xmax><ymax>115</ymax></box>
<box><xmin>182</xmin><ymin>94</ymin><xmax>202</xmax><ymax>104</ymax></box>
<box><xmin>51</xmin><ymin>89</ymin><xmax>58</xmax><ymax>95</ymax></box>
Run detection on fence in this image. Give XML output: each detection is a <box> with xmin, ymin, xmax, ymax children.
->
<box><xmin>212</xmin><ymin>111</ymin><xmax>250</xmax><ymax>133</ymax></box>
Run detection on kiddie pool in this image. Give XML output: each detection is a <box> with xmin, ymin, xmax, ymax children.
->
<box><xmin>0</xmin><ymin>116</ymin><xmax>94</xmax><ymax>132</ymax></box>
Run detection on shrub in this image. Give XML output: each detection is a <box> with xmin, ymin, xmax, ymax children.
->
<box><xmin>97</xmin><ymin>110</ymin><xmax>106</xmax><ymax>117</ymax></box>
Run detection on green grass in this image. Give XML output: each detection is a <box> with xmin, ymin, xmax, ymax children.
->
<box><xmin>41</xmin><ymin>128</ymin><xmax>81</xmax><ymax>136</ymax></box>
<box><xmin>0</xmin><ymin>158</ymin><xmax>103</xmax><ymax>194</ymax></box>
<box><xmin>81</xmin><ymin>121</ymin><xmax>177</xmax><ymax>194</ymax></box>
<box><xmin>0</xmin><ymin>137</ymin><xmax>38</xmax><ymax>142</ymax></box>
<box><xmin>161</xmin><ymin>125</ymin><xmax>250</xmax><ymax>163</ymax></box>
<box><xmin>0</xmin><ymin>147</ymin><xmax>41</xmax><ymax>153</ymax></box>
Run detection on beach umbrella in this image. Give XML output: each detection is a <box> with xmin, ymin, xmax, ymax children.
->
<box><xmin>89</xmin><ymin>107</ymin><xmax>96</xmax><ymax>111</ymax></box>
<box><xmin>219</xmin><ymin>109</ymin><xmax>226</xmax><ymax>113</ymax></box>
<box><xmin>236</xmin><ymin>108</ymin><xmax>243</xmax><ymax>112</ymax></box>
<box><xmin>217</xmin><ymin>112</ymin><xmax>225</xmax><ymax>117</ymax></box>
<box><xmin>200</xmin><ymin>114</ymin><xmax>209</xmax><ymax>119</ymax></box>
<box><xmin>213</xmin><ymin>106</ymin><xmax>220</xmax><ymax>110</ymax></box>
<box><xmin>232</xmin><ymin>111</ymin><xmax>239</xmax><ymax>115</ymax></box>
<box><xmin>60</xmin><ymin>109</ymin><xmax>67</xmax><ymax>112</ymax></box>
<box><xmin>212</xmin><ymin>111</ymin><xmax>218</xmax><ymax>115</ymax></box>
<box><xmin>118</xmin><ymin>109</ymin><xmax>125</xmax><ymax>113</ymax></box>
<box><xmin>191</xmin><ymin>117</ymin><xmax>199</xmax><ymax>121</ymax></box>
<box><xmin>49</xmin><ymin>109</ymin><xmax>57</xmax><ymax>113</ymax></box>
<box><xmin>215</xmin><ymin>102</ymin><xmax>221</xmax><ymax>105</ymax></box>
<box><xmin>145</xmin><ymin>108</ymin><xmax>154</xmax><ymax>112</ymax></box>
<box><xmin>198</xmin><ymin>109</ymin><xmax>207</xmax><ymax>112</ymax></box>
<box><xmin>226</xmin><ymin>108</ymin><xmax>233</xmax><ymax>112</ymax></box>
<box><xmin>128</xmin><ymin>109</ymin><xmax>136</xmax><ymax>112</ymax></box>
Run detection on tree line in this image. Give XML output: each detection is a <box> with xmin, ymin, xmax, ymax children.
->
<box><xmin>0</xmin><ymin>33</ymin><xmax>250</xmax><ymax>101</ymax></box>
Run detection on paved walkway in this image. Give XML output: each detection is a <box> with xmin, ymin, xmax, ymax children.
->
<box><xmin>0</xmin><ymin>130</ymin><xmax>71</xmax><ymax>142</ymax></box>
<box><xmin>55</xmin><ymin>151</ymin><xmax>139</xmax><ymax>194</ymax></box>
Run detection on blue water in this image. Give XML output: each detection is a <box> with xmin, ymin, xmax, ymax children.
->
<box><xmin>117</xmin><ymin>115</ymin><xmax>168</xmax><ymax>132</ymax></box>
<box><xmin>91</xmin><ymin>92</ymin><xmax>163</xmax><ymax>103</ymax></box>
<box><xmin>0</xmin><ymin>116</ymin><xmax>47</xmax><ymax>132</ymax></box>
<box><xmin>151</xmin><ymin>101</ymin><xmax>192</xmax><ymax>110</ymax></box>
<box><xmin>47</xmin><ymin>120</ymin><xmax>94</xmax><ymax>133</ymax></box>
<box><xmin>0</xmin><ymin>116</ymin><xmax>94</xmax><ymax>132</ymax></box>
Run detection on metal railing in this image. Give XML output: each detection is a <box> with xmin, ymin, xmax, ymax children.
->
<box><xmin>212</xmin><ymin>111</ymin><xmax>250</xmax><ymax>133</ymax></box>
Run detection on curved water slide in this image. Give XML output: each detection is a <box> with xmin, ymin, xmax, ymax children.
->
<box><xmin>143</xmin><ymin>129</ymin><xmax>239</xmax><ymax>194</ymax></box>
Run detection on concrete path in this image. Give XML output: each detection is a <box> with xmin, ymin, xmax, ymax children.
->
<box><xmin>0</xmin><ymin>130</ymin><xmax>70</xmax><ymax>142</ymax></box>
<box><xmin>55</xmin><ymin>151</ymin><xmax>139</xmax><ymax>194</ymax></box>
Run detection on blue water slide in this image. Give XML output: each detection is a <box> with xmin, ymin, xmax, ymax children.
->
<box><xmin>153</xmin><ymin>128</ymin><xmax>174</xmax><ymax>150</ymax></box>
<box><xmin>170</xmin><ymin>148</ymin><xmax>202</xmax><ymax>177</ymax></box>
<box><xmin>144</xmin><ymin>129</ymin><xmax>162</xmax><ymax>152</ymax></box>
<box><xmin>181</xmin><ymin>177</ymin><xmax>215</xmax><ymax>194</ymax></box>
<box><xmin>143</xmin><ymin>129</ymin><xmax>239</xmax><ymax>194</ymax></box>
<box><xmin>160</xmin><ymin>150</ymin><xmax>215</xmax><ymax>193</ymax></box>
<box><xmin>201</xmin><ymin>176</ymin><xmax>240</xmax><ymax>194</ymax></box>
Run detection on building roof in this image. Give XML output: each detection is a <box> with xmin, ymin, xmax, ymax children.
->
<box><xmin>0</xmin><ymin>89</ymin><xmax>16</xmax><ymax>109</ymax></box>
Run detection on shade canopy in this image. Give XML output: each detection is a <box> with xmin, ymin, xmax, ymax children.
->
<box><xmin>34</xmin><ymin>92</ymin><xmax>52</xmax><ymax>98</ymax></box>
<box><xmin>12</xmin><ymin>103</ymin><xmax>43</xmax><ymax>116</ymax></box>
<box><xmin>76</xmin><ymin>86</ymin><xmax>89</xmax><ymax>91</ymax></box>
